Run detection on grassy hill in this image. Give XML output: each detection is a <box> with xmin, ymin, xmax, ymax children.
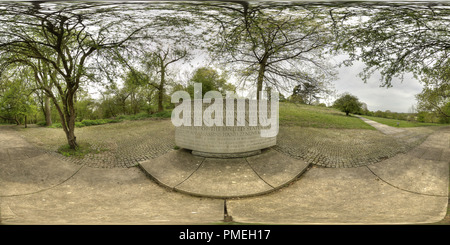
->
<box><xmin>279</xmin><ymin>102</ymin><xmax>375</xmax><ymax>129</ymax></box>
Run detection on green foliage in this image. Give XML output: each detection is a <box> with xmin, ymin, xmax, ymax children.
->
<box><xmin>80</xmin><ymin>119</ymin><xmax>119</xmax><ymax>126</ymax></box>
<box><xmin>75</xmin><ymin>95</ymin><xmax>99</xmax><ymax>122</ymax></box>
<box><xmin>291</xmin><ymin>82</ymin><xmax>325</xmax><ymax>105</ymax></box>
<box><xmin>0</xmin><ymin>76</ymin><xmax>37</xmax><ymax>125</ymax></box>
<box><xmin>186</xmin><ymin>67</ymin><xmax>235</xmax><ymax>98</ymax></box>
<box><xmin>439</xmin><ymin>102</ymin><xmax>450</xmax><ymax>123</ymax></box>
<box><xmin>117</xmin><ymin>110</ymin><xmax>172</xmax><ymax>121</ymax></box>
<box><xmin>36</xmin><ymin>121</ymin><xmax>47</xmax><ymax>127</ymax></box>
<box><xmin>75</xmin><ymin>122</ymin><xmax>86</xmax><ymax>128</ymax></box>
<box><xmin>48</xmin><ymin>123</ymin><xmax>63</xmax><ymax>128</ymax></box>
<box><xmin>416</xmin><ymin>111</ymin><xmax>440</xmax><ymax>123</ymax></box>
<box><xmin>47</xmin><ymin>119</ymin><xmax>122</xmax><ymax>128</ymax></box>
<box><xmin>332</xmin><ymin>93</ymin><xmax>363</xmax><ymax>116</ymax></box>
<box><xmin>335</xmin><ymin>4</ymin><xmax>450</xmax><ymax>87</ymax></box>
<box><xmin>151</xmin><ymin>110</ymin><xmax>172</xmax><ymax>118</ymax></box>
<box><xmin>416</xmin><ymin>71</ymin><xmax>450</xmax><ymax>122</ymax></box>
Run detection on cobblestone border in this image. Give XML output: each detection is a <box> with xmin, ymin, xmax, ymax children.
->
<box><xmin>15</xmin><ymin>120</ymin><xmax>437</xmax><ymax>169</ymax></box>
<box><xmin>274</xmin><ymin>126</ymin><xmax>435</xmax><ymax>168</ymax></box>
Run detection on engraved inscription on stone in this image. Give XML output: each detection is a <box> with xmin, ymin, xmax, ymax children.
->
<box><xmin>174</xmin><ymin>99</ymin><xmax>277</xmax><ymax>155</ymax></box>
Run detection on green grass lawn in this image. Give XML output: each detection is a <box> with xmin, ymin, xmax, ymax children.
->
<box><xmin>362</xmin><ymin>115</ymin><xmax>445</xmax><ymax>128</ymax></box>
<box><xmin>279</xmin><ymin>102</ymin><xmax>375</xmax><ymax>129</ymax></box>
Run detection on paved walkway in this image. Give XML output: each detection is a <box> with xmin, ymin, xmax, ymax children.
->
<box><xmin>0</xmin><ymin>122</ymin><xmax>448</xmax><ymax>224</ymax></box>
<box><xmin>355</xmin><ymin>115</ymin><xmax>406</xmax><ymax>135</ymax></box>
<box><xmin>139</xmin><ymin>148</ymin><xmax>310</xmax><ymax>198</ymax></box>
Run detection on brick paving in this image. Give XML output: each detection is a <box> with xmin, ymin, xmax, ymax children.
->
<box><xmin>17</xmin><ymin>119</ymin><xmax>175</xmax><ymax>168</ymax></box>
<box><xmin>16</xmin><ymin>118</ymin><xmax>438</xmax><ymax>169</ymax></box>
<box><xmin>275</xmin><ymin>116</ymin><xmax>440</xmax><ymax>168</ymax></box>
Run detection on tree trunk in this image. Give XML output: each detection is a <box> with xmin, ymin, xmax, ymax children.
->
<box><xmin>256</xmin><ymin>54</ymin><xmax>268</xmax><ymax>101</ymax></box>
<box><xmin>158</xmin><ymin>64</ymin><xmax>165</xmax><ymax>112</ymax></box>
<box><xmin>44</xmin><ymin>95</ymin><xmax>52</xmax><ymax>126</ymax></box>
<box><xmin>256</xmin><ymin>66</ymin><xmax>265</xmax><ymax>101</ymax></box>
<box><xmin>50</xmin><ymin>89</ymin><xmax>78</xmax><ymax>150</ymax></box>
<box><xmin>24</xmin><ymin>115</ymin><xmax>27</xmax><ymax>128</ymax></box>
<box><xmin>66</xmin><ymin>121</ymin><xmax>77</xmax><ymax>149</ymax></box>
<box><xmin>66</xmin><ymin>90</ymin><xmax>78</xmax><ymax>149</ymax></box>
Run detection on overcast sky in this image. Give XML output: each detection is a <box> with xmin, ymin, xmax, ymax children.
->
<box><xmin>332</xmin><ymin>58</ymin><xmax>423</xmax><ymax>113</ymax></box>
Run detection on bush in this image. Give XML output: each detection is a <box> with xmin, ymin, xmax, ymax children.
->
<box><xmin>36</xmin><ymin>121</ymin><xmax>47</xmax><ymax>127</ymax></box>
<box><xmin>47</xmin><ymin>119</ymin><xmax>122</xmax><ymax>129</ymax></box>
<box><xmin>75</xmin><ymin>122</ymin><xmax>85</xmax><ymax>127</ymax></box>
<box><xmin>48</xmin><ymin>123</ymin><xmax>62</xmax><ymax>128</ymax></box>
<box><xmin>107</xmin><ymin>118</ymin><xmax>121</xmax><ymax>123</ymax></box>
<box><xmin>46</xmin><ymin>111</ymin><xmax>171</xmax><ymax>130</ymax></box>
<box><xmin>151</xmin><ymin>110</ymin><xmax>172</xmax><ymax>118</ymax></box>
<box><xmin>115</xmin><ymin>111</ymin><xmax>172</xmax><ymax>121</ymax></box>
<box><xmin>80</xmin><ymin>119</ymin><xmax>121</xmax><ymax>126</ymax></box>
<box><xmin>81</xmin><ymin>119</ymin><xmax>101</xmax><ymax>126</ymax></box>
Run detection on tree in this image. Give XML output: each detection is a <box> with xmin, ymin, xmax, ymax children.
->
<box><xmin>333</xmin><ymin>93</ymin><xmax>362</xmax><ymax>116</ymax></box>
<box><xmin>291</xmin><ymin>81</ymin><xmax>323</xmax><ymax>105</ymax></box>
<box><xmin>201</xmin><ymin>2</ymin><xmax>336</xmax><ymax>99</ymax></box>
<box><xmin>0</xmin><ymin>74</ymin><xmax>37</xmax><ymax>127</ymax></box>
<box><xmin>329</xmin><ymin>2</ymin><xmax>450</xmax><ymax>121</ymax></box>
<box><xmin>0</xmin><ymin>2</ymin><xmax>155</xmax><ymax>149</ymax></box>
<box><xmin>120</xmin><ymin>39</ymin><xmax>190</xmax><ymax>113</ymax></box>
<box><xmin>360</xmin><ymin>102</ymin><xmax>369</xmax><ymax>115</ymax></box>
<box><xmin>416</xmin><ymin>65</ymin><xmax>450</xmax><ymax>121</ymax></box>
<box><xmin>144</xmin><ymin>47</ymin><xmax>188</xmax><ymax>112</ymax></box>
<box><xmin>331</xmin><ymin>1</ymin><xmax>450</xmax><ymax>120</ymax></box>
<box><xmin>75</xmin><ymin>90</ymin><xmax>98</xmax><ymax>121</ymax></box>
<box><xmin>374</xmin><ymin>110</ymin><xmax>385</xmax><ymax>118</ymax></box>
<box><xmin>34</xmin><ymin>88</ymin><xmax>52</xmax><ymax>126</ymax></box>
<box><xmin>333</xmin><ymin>3</ymin><xmax>450</xmax><ymax>86</ymax></box>
<box><xmin>186</xmin><ymin>67</ymin><xmax>235</xmax><ymax>98</ymax></box>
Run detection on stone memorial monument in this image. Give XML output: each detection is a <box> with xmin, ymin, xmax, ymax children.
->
<box><xmin>175</xmin><ymin>99</ymin><xmax>277</xmax><ymax>158</ymax></box>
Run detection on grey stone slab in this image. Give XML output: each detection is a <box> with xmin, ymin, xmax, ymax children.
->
<box><xmin>175</xmin><ymin>157</ymin><xmax>273</xmax><ymax>198</ymax></box>
<box><xmin>0</xmin><ymin>128</ymin><xmax>34</xmax><ymax>148</ymax></box>
<box><xmin>367</xmin><ymin>154</ymin><xmax>448</xmax><ymax>197</ymax></box>
<box><xmin>441</xmin><ymin>149</ymin><xmax>450</xmax><ymax>162</ymax></box>
<box><xmin>0</xmin><ymin>154</ymin><xmax>82</xmax><ymax>196</ymax></box>
<box><xmin>246</xmin><ymin>149</ymin><xmax>310</xmax><ymax>187</ymax></box>
<box><xmin>0</xmin><ymin>148</ymin><xmax>9</xmax><ymax>162</ymax></box>
<box><xmin>409</xmin><ymin>146</ymin><xmax>427</xmax><ymax>158</ymax></box>
<box><xmin>420</xmin><ymin>147</ymin><xmax>444</xmax><ymax>161</ymax></box>
<box><xmin>6</xmin><ymin>147</ymin><xmax>44</xmax><ymax>160</ymax></box>
<box><xmin>422</xmin><ymin>132</ymin><xmax>450</xmax><ymax>149</ymax></box>
<box><xmin>1</xmin><ymin>167</ymin><xmax>224</xmax><ymax>224</ymax></box>
<box><xmin>227</xmin><ymin>167</ymin><xmax>448</xmax><ymax>224</ymax></box>
<box><xmin>138</xmin><ymin>149</ymin><xmax>203</xmax><ymax>188</ymax></box>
